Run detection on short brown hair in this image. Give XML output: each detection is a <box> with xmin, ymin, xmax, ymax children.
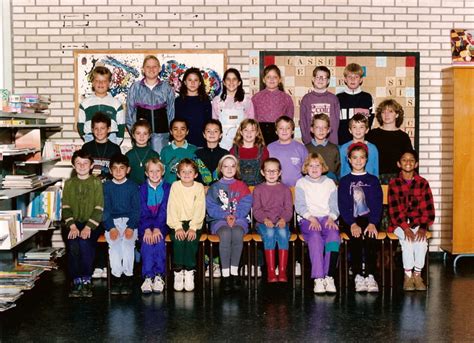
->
<box><xmin>275</xmin><ymin>115</ymin><xmax>295</xmax><ymax>131</ymax></box>
<box><xmin>348</xmin><ymin>113</ymin><xmax>369</xmax><ymax>129</ymax></box>
<box><xmin>302</xmin><ymin>153</ymin><xmax>329</xmax><ymax>175</ymax></box>
<box><xmin>217</xmin><ymin>154</ymin><xmax>241</xmax><ymax>179</ymax></box>
<box><xmin>312</xmin><ymin>66</ymin><xmax>331</xmax><ymax>87</ymax></box>
<box><xmin>375</xmin><ymin>98</ymin><xmax>405</xmax><ymax>127</ymax></box>
<box><xmin>177</xmin><ymin>158</ymin><xmax>198</xmax><ymax>175</ymax></box>
<box><xmin>343</xmin><ymin>63</ymin><xmax>364</xmax><ymax>77</ymax></box>
<box><xmin>91</xmin><ymin>66</ymin><xmax>112</xmax><ymax>82</ymax></box>
<box><xmin>311</xmin><ymin>113</ymin><xmax>331</xmax><ymax>128</ymax></box>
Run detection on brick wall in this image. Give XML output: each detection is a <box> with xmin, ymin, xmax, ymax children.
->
<box><xmin>9</xmin><ymin>0</ymin><xmax>462</xmax><ymax>251</ymax></box>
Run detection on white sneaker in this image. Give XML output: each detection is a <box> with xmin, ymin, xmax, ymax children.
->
<box><xmin>355</xmin><ymin>274</ymin><xmax>368</xmax><ymax>292</ymax></box>
<box><xmin>101</xmin><ymin>268</ymin><xmax>108</xmax><ymax>279</ymax></box>
<box><xmin>152</xmin><ymin>275</ymin><xmax>165</xmax><ymax>293</ymax></box>
<box><xmin>184</xmin><ymin>270</ymin><xmax>195</xmax><ymax>292</ymax></box>
<box><xmin>313</xmin><ymin>278</ymin><xmax>326</xmax><ymax>294</ymax></box>
<box><xmin>205</xmin><ymin>266</ymin><xmax>210</xmax><ymax>277</ymax></box>
<box><xmin>295</xmin><ymin>262</ymin><xmax>301</xmax><ymax>277</ymax></box>
<box><xmin>324</xmin><ymin>276</ymin><xmax>337</xmax><ymax>293</ymax></box>
<box><xmin>366</xmin><ymin>275</ymin><xmax>379</xmax><ymax>293</ymax></box>
<box><xmin>213</xmin><ymin>264</ymin><xmax>221</xmax><ymax>278</ymax></box>
<box><xmin>141</xmin><ymin>278</ymin><xmax>153</xmax><ymax>294</ymax></box>
<box><xmin>92</xmin><ymin>268</ymin><xmax>103</xmax><ymax>279</ymax></box>
<box><xmin>174</xmin><ymin>271</ymin><xmax>184</xmax><ymax>292</ymax></box>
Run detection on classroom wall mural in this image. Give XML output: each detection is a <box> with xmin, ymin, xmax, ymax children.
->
<box><xmin>74</xmin><ymin>49</ymin><xmax>227</xmax><ymax>123</ymax></box>
<box><xmin>249</xmin><ymin>51</ymin><xmax>420</xmax><ymax>148</ymax></box>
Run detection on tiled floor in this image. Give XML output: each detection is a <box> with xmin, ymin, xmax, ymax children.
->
<box><xmin>1</xmin><ymin>256</ymin><xmax>474</xmax><ymax>342</ymax></box>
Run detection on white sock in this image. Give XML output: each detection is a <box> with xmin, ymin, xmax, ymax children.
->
<box><xmin>405</xmin><ymin>270</ymin><xmax>412</xmax><ymax>277</ymax></box>
<box><xmin>230</xmin><ymin>265</ymin><xmax>239</xmax><ymax>276</ymax></box>
<box><xmin>222</xmin><ymin>268</ymin><xmax>230</xmax><ymax>277</ymax></box>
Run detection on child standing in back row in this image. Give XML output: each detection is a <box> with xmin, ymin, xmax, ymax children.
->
<box><xmin>253</xmin><ymin>158</ymin><xmax>293</xmax><ymax>283</ymax></box>
<box><xmin>337</xmin><ymin>63</ymin><xmax>374</xmax><ymax>145</ymax></box>
<box><xmin>252</xmin><ymin>64</ymin><xmax>294</xmax><ymax>145</ymax></box>
<box><xmin>300</xmin><ymin>66</ymin><xmax>340</xmax><ymax>145</ymax></box>
<box><xmin>295</xmin><ymin>153</ymin><xmax>340</xmax><ymax>294</ymax></box>
<box><xmin>230</xmin><ymin>119</ymin><xmax>269</xmax><ymax>186</ymax></box>
<box><xmin>175</xmin><ymin>68</ymin><xmax>212</xmax><ymax>148</ymax></box>
<box><xmin>212</xmin><ymin>68</ymin><xmax>255</xmax><ymax>150</ymax></box>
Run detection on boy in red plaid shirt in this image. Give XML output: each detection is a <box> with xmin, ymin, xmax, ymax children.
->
<box><xmin>388</xmin><ymin>149</ymin><xmax>435</xmax><ymax>291</ymax></box>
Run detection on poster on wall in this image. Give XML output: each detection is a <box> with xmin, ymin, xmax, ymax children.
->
<box><xmin>451</xmin><ymin>29</ymin><xmax>474</xmax><ymax>64</ymax></box>
<box><xmin>74</xmin><ymin>49</ymin><xmax>227</xmax><ymax>123</ymax></box>
<box><xmin>249</xmin><ymin>51</ymin><xmax>420</xmax><ymax>149</ymax></box>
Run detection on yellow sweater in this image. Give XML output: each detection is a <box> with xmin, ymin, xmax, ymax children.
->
<box><xmin>166</xmin><ymin>181</ymin><xmax>206</xmax><ymax>231</ymax></box>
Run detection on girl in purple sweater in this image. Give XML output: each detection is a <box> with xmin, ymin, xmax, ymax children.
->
<box><xmin>206</xmin><ymin>155</ymin><xmax>252</xmax><ymax>292</ymax></box>
<box><xmin>252</xmin><ymin>158</ymin><xmax>293</xmax><ymax>283</ymax></box>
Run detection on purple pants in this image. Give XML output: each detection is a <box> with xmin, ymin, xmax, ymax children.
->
<box><xmin>300</xmin><ymin>217</ymin><xmax>340</xmax><ymax>279</ymax></box>
<box><xmin>140</xmin><ymin>237</ymin><xmax>166</xmax><ymax>278</ymax></box>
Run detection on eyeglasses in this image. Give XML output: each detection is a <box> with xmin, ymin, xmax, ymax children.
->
<box><xmin>315</xmin><ymin>76</ymin><xmax>328</xmax><ymax>80</ymax></box>
<box><xmin>264</xmin><ymin>169</ymin><xmax>279</xmax><ymax>174</ymax></box>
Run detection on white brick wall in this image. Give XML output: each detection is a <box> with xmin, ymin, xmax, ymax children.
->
<box><xmin>9</xmin><ymin>0</ymin><xmax>460</xmax><ymax>251</ymax></box>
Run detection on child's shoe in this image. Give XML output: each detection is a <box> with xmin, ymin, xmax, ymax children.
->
<box><xmin>120</xmin><ymin>276</ymin><xmax>133</xmax><ymax>295</ymax></box>
<box><xmin>413</xmin><ymin>274</ymin><xmax>427</xmax><ymax>291</ymax></box>
<box><xmin>111</xmin><ymin>276</ymin><xmax>121</xmax><ymax>295</ymax></box>
<box><xmin>174</xmin><ymin>270</ymin><xmax>185</xmax><ymax>291</ymax></box>
<box><xmin>313</xmin><ymin>278</ymin><xmax>326</xmax><ymax>294</ymax></box>
<box><xmin>81</xmin><ymin>281</ymin><xmax>93</xmax><ymax>297</ymax></box>
<box><xmin>141</xmin><ymin>278</ymin><xmax>153</xmax><ymax>294</ymax></box>
<box><xmin>365</xmin><ymin>275</ymin><xmax>379</xmax><ymax>293</ymax></box>
<box><xmin>184</xmin><ymin>270</ymin><xmax>195</xmax><ymax>292</ymax></box>
<box><xmin>92</xmin><ymin>268</ymin><xmax>103</xmax><ymax>279</ymax></box>
<box><xmin>403</xmin><ymin>275</ymin><xmax>416</xmax><ymax>291</ymax></box>
<box><xmin>69</xmin><ymin>282</ymin><xmax>83</xmax><ymax>298</ymax></box>
<box><xmin>324</xmin><ymin>276</ymin><xmax>337</xmax><ymax>293</ymax></box>
<box><xmin>152</xmin><ymin>275</ymin><xmax>165</xmax><ymax>293</ymax></box>
<box><xmin>295</xmin><ymin>262</ymin><xmax>302</xmax><ymax>277</ymax></box>
<box><xmin>355</xmin><ymin>274</ymin><xmax>367</xmax><ymax>292</ymax></box>
<box><xmin>231</xmin><ymin>275</ymin><xmax>241</xmax><ymax>291</ymax></box>
<box><xmin>101</xmin><ymin>268</ymin><xmax>108</xmax><ymax>279</ymax></box>
<box><xmin>221</xmin><ymin>276</ymin><xmax>232</xmax><ymax>293</ymax></box>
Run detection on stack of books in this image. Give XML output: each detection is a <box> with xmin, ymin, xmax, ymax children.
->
<box><xmin>0</xmin><ymin>263</ymin><xmax>43</xmax><ymax>312</ymax></box>
<box><xmin>2</xmin><ymin>174</ymin><xmax>43</xmax><ymax>189</ymax></box>
<box><xmin>18</xmin><ymin>247</ymin><xmax>64</xmax><ymax>270</ymax></box>
<box><xmin>22</xmin><ymin>216</ymin><xmax>51</xmax><ymax>231</ymax></box>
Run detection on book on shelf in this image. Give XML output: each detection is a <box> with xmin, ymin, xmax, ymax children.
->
<box><xmin>27</xmin><ymin>186</ymin><xmax>62</xmax><ymax>221</ymax></box>
<box><xmin>22</xmin><ymin>216</ymin><xmax>51</xmax><ymax>231</ymax></box>
<box><xmin>0</xmin><ymin>302</ymin><xmax>17</xmax><ymax>312</ymax></box>
<box><xmin>2</xmin><ymin>175</ymin><xmax>43</xmax><ymax>189</ymax></box>
<box><xmin>0</xmin><ymin>210</ymin><xmax>22</xmax><ymax>249</ymax></box>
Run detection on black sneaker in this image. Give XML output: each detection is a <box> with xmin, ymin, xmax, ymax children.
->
<box><xmin>69</xmin><ymin>283</ymin><xmax>83</xmax><ymax>298</ymax></box>
<box><xmin>221</xmin><ymin>277</ymin><xmax>232</xmax><ymax>293</ymax></box>
<box><xmin>81</xmin><ymin>282</ymin><xmax>93</xmax><ymax>297</ymax></box>
<box><xmin>120</xmin><ymin>276</ymin><xmax>133</xmax><ymax>295</ymax></box>
<box><xmin>231</xmin><ymin>275</ymin><xmax>241</xmax><ymax>291</ymax></box>
<box><xmin>111</xmin><ymin>276</ymin><xmax>121</xmax><ymax>295</ymax></box>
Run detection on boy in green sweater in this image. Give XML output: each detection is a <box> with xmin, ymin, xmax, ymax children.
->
<box><xmin>62</xmin><ymin>149</ymin><xmax>104</xmax><ymax>298</ymax></box>
<box><xmin>160</xmin><ymin>118</ymin><xmax>197</xmax><ymax>184</ymax></box>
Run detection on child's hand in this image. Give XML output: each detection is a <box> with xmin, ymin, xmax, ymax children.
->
<box><xmin>175</xmin><ymin>229</ymin><xmax>186</xmax><ymax>241</ymax></box>
<box><xmin>309</xmin><ymin>217</ymin><xmax>321</xmax><ymax>231</ymax></box>
<box><xmin>187</xmin><ymin>230</ymin><xmax>197</xmax><ymax>241</ymax></box>
<box><xmin>415</xmin><ymin>228</ymin><xmax>426</xmax><ymax>242</ymax></box>
<box><xmin>109</xmin><ymin>228</ymin><xmax>119</xmax><ymax>241</ymax></box>
<box><xmin>350</xmin><ymin>223</ymin><xmax>362</xmax><ymax>238</ymax></box>
<box><xmin>124</xmin><ymin>228</ymin><xmax>134</xmax><ymax>240</ymax></box>
<box><xmin>277</xmin><ymin>218</ymin><xmax>286</xmax><ymax>229</ymax></box>
<box><xmin>364</xmin><ymin>224</ymin><xmax>378</xmax><ymax>239</ymax></box>
<box><xmin>143</xmin><ymin>228</ymin><xmax>153</xmax><ymax>245</ymax></box>
<box><xmin>264</xmin><ymin>218</ymin><xmax>274</xmax><ymax>228</ymax></box>
<box><xmin>226</xmin><ymin>214</ymin><xmax>236</xmax><ymax>227</ymax></box>
<box><xmin>80</xmin><ymin>226</ymin><xmax>91</xmax><ymax>239</ymax></box>
<box><xmin>326</xmin><ymin>218</ymin><xmax>339</xmax><ymax>230</ymax></box>
<box><xmin>68</xmin><ymin>226</ymin><xmax>80</xmax><ymax>239</ymax></box>
<box><xmin>153</xmin><ymin>228</ymin><xmax>163</xmax><ymax>243</ymax></box>
<box><xmin>404</xmin><ymin>227</ymin><xmax>416</xmax><ymax>242</ymax></box>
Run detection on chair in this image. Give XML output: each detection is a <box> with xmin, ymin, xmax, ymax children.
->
<box><xmin>165</xmin><ymin>232</ymin><xmax>208</xmax><ymax>292</ymax></box>
<box><xmin>207</xmin><ymin>233</ymin><xmax>252</xmax><ymax>292</ymax></box>
<box><xmin>97</xmin><ymin>234</ymin><xmax>111</xmax><ymax>291</ymax></box>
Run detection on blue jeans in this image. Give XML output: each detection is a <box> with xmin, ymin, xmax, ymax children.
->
<box><xmin>257</xmin><ymin>223</ymin><xmax>290</xmax><ymax>250</ymax></box>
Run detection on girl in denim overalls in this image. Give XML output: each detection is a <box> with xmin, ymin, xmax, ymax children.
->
<box><xmin>211</xmin><ymin>69</ymin><xmax>255</xmax><ymax>151</ymax></box>
<box><xmin>229</xmin><ymin>119</ymin><xmax>269</xmax><ymax>186</ymax></box>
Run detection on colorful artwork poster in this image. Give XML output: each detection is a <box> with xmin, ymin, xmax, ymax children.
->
<box><xmin>451</xmin><ymin>29</ymin><xmax>474</xmax><ymax>64</ymax></box>
<box><xmin>74</xmin><ymin>49</ymin><xmax>226</xmax><ymax>113</ymax></box>
<box><xmin>251</xmin><ymin>51</ymin><xmax>420</xmax><ymax>148</ymax></box>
